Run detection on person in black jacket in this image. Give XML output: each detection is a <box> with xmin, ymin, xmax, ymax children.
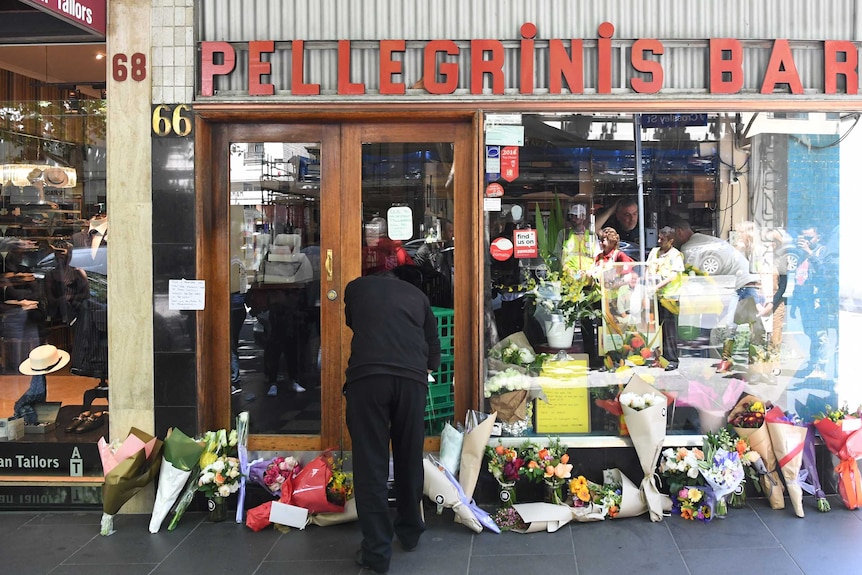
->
<box><xmin>344</xmin><ymin>265</ymin><xmax>441</xmax><ymax>575</ymax></box>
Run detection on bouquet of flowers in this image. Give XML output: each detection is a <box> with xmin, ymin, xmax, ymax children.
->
<box><xmin>568</xmin><ymin>475</ymin><xmax>610</xmax><ymax>521</ymax></box>
<box><xmin>619</xmin><ymin>375</ymin><xmax>668</xmax><ymax>521</ymax></box>
<box><xmin>802</xmin><ymin>424</ymin><xmax>831</xmax><ymax>512</ymax></box>
<box><xmin>484</xmin><ymin>368</ymin><xmax>543</xmax><ymax>427</ymax></box>
<box><xmin>603</xmin><ymin>328</ymin><xmax>662</xmax><ymax>371</ymax></box>
<box><xmin>488</xmin><ymin>334</ymin><xmax>550</xmax><ymax>376</ymax></box>
<box><xmin>673</xmin><ymin>486</ymin><xmax>715</xmax><ymax>522</ymax></box>
<box><xmin>325</xmin><ymin>452</ymin><xmax>354</xmax><ymax>507</ymax></box>
<box><xmin>491</xmin><ymin>506</ymin><xmax>528</xmax><ymax>531</ymax></box>
<box><xmin>727</xmin><ymin>394</ymin><xmax>785</xmax><ymax>510</ymax></box>
<box><xmin>197</xmin><ymin>455</ymin><xmax>243</xmax><ymax>498</ymax></box>
<box><xmin>249</xmin><ymin>455</ymin><xmax>301</xmax><ymax>496</ymax></box>
<box><xmin>168</xmin><ymin>427</ymin><xmax>238</xmax><ymax>531</ymax></box>
<box><xmin>765</xmin><ymin>407</ymin><xmax>809</xmax><ymax>517</ymax></box>
<box><xmin>521</xmin><ymin>437</ymin><xmax>572</xmax><ymax>504</ymax></box>
<box><xmin>659</xmin><ymin>446</ymin><xmax>705</xmax><ymax>497</ymax></box>
<box><xmin>697</xmin><ymin>447</ymin><xmax>745</xmax><ymax>518</ymax></box>
<box><xmin>702</xmin><ymin>427</ymin><xmax>767</xmax><ymax>508</ymax></box>
<box><xmin>485</xmin><ymin>442</ymin><xmax>525</xmax><ymax>506</ymax></box>
<box><xmin>813</xmin><ymin>403</ymin><xmax>862</xmax><ymax>509</ymax></box>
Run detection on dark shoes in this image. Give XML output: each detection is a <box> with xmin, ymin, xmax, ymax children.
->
<box><xmin>354</xmin><ymin>550</ymin><xmax>388</xmax><ymax>574</ymax></box>
<box><xmin>65</xmin><ymin>410</ymin><xmax>91</xmax><ymax>433</ymax></box>
<box><xmin>66</xmin><ymin>410</ymin><xmax>107</xmax><ymax>434</ymax></box>
<box><xmin>664</xmin><ymin>362</ymin><xmax>679</xmax><ymax>371</ymax></box>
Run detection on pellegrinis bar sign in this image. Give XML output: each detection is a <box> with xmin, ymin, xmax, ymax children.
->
<box><xmin>200</xmin><ymin>22</ymin><xmax>861</xmax><ymax>98</ymax></box>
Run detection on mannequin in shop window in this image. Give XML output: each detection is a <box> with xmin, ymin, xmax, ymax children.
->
<box><xmin>72</xmin><ymin>210</ymin><xmax>108</xmax><ymax>254</ymax></box>
<box><xmin>68</xmin><ymin>210</ymin><xmax>109</xmax><ymax>405</ymax></box>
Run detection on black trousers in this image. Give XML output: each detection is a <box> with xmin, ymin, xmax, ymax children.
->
<box><xmin>345</xmin><ymin>375</ymin><xmax>426</xmax><ymax>572</ymax></box>
<box><xmin>659</xmin><ymin>304</ymin><xmax>679</xmax><ymax>363</ymax></box>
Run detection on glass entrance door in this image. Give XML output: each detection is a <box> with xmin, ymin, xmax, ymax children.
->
<box><xmin>342</xmin><ymin>123</ymin><xmax>473</xmax><ymax>441</ymax></box>
<box><xmin>202</xmin><ymin>120</ymin><xmax>473</xmax><ymax>450</ymax></box>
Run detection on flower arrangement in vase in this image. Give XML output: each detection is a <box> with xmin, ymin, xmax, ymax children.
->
<box><xmin>521</xmin><ymin>437</ymin><xmax>572</xmax><ymax>504</ymax></box>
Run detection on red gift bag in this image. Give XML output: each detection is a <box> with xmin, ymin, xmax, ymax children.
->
<box><xmin>288</xmin><ymin>451</ymin><xmax>344</xmax><ymax>514</ymax></box>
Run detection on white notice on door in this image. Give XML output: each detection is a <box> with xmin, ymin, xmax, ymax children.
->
<box><xmin>169</xmin><ymin>279</ymin><xmax>206</xmax><ymax>310</ymax></box>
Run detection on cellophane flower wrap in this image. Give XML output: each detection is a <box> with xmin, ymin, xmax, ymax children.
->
<box><xmin>701</xmin><ymin>427</ymin><xmax>767</xmax><ymax>509</ymax></box>
<box><xmin>167</xmin><ymin>427</ymin><xmax>238</xmax><ymax>531</ymax></box>
<box><xmin>697</xmin><ymin>447</ymin><xmax>744</xmax><ymax>518</ymax></box>
<box><xmin>764</xmin><ymin>407</ymin><xmax>808</xmax><ymax>517</ymax></box>
<box><xmin>248</xmin><ymin>456</ymin><xmax>301</xmax><ymax>497</ymax></box>
<box><xmin>287</xmin><ymin>449</ymin><xmax>353</xmax><ymax>514</ymax></box>
<box><xmin>619</xmin><ymin>374</ymin><xmax>667</xmax><ymax>522</ymax></box>
<box><xmin>148</xmin><ymin>427</ymin><xmax>205</xmax><ymax>533</ymax></box>
<box><xmin>813</xmin><ymin>404</ymin><xmax>862</xmax><ymax>510</ymax></box>
<box><xmin>672</xmin><ymin>485</ymin><xmax>716</xmax><ymax>522</ymax></box>
<box><xmin>728</xmin><ymin>394</ymin><xmax>785</xmax><ymax>510</ymax></box>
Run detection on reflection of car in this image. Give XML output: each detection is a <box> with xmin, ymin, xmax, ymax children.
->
<box><xmin>33</xmin><ymin>246</ymin><xmax>108</xmax><ymax>277</ymax></box>
<box><xmin>680</xmin><ymin>234</ymin><xmax>749</xmax><ymax>277</ymax></box>
<box><xmin>618</xmin><ymin>240</ymin><xmax>641</xmax><ymax>261</ymax></box>
<box><xmin>403</xmin><ymin>238</ymin><xmax>427</xmax><ymax>260</ymax></box>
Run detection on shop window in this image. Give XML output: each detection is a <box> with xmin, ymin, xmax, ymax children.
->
<box><xmin>0</xmin><ymin>99</ymin><xmax>108</xmax><ymax>445</ymax></box>
<box><xmin>482</xmin><ymin>111</ymin><xmax>859</xmax><ymax>439</ymax></box>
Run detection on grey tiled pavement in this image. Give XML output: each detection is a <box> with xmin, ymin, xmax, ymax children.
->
<box><xmin>2</xmin><ymin>496</ymin><xmax>861</xmax><ymax>575</ymax></box>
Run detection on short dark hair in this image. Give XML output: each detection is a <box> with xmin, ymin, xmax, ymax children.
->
<box><xmin>617</xmin><ymin>197</ymin><xmax>638</xmax><ymax>210</ymax></box>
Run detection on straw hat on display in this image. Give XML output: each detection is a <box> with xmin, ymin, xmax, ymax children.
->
<box><xmin>19</xmin><ymin>344</ymin><xmax>70</xmax><ymax>376</ymax></box>
<box><xmin>43</xmin><ymin>167</ymin><xmax>71</xmax><ymax>188</ymax></box>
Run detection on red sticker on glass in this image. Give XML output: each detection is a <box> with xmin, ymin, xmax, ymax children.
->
<box><xmin>490</xmin><ymin>236</ymin><xmax>514</xmax><ymax>261</ymax></box>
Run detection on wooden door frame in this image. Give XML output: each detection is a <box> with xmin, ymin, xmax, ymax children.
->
<box><xmin>195</xmin><ymin>112</ymin><xmax>478</xmax><ymax>452</ymax></box>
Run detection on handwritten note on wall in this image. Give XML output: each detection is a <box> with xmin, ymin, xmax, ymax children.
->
<box><xmin>168</xmin><ymin>279</ymin><xmax>205</xmax><ymax>310</ymax></box>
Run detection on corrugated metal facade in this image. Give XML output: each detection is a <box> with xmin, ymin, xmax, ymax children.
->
<box><xmin>197</xmin><ymin>0</ymin><xmax>862</xmax><ymax>98</ymax></box>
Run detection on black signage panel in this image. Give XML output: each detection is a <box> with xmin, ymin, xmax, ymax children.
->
<box><xmin>0</xmin><ymin>442</ymin><xmax>102</xmax><ymax>476</ymax></box>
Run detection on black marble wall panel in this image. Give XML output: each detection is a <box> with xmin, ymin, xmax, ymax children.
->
<box><xmin>152</xmin><ymin>130</ymin><xmax>198</xmax><ymax>434</ymax></box>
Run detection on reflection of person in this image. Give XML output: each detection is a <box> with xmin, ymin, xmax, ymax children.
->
<box><xmin>595</xmin><ymin>197</ymin><xmax>639</xmax><ymax>243</ymax></box>
<box><xmin>555</xmin><ymin>203</ymin><xmax>595</xmax><ymax>271</ymax></box>
<box><xmin>793</xmin><ymin>226</ymin><xmax>828</xmax><ymax>378</ymax></box>
<box><xmin>362</xmin><ymin>216</ymin><xmax>415</xmax><ymax>275</ymax></box>
<box><xmin>646</xmin><ymin>226</ymin><xmax>684</xmax><ymax>371</ymax></box>
<box><xmin>263</xmin><ymin>288</ymin><xmax>307</xmax><ymax>396</ymax></box>
<box><xmin>344</xmin><ymin>265</ymin><xmax>441</xmax><ymax>574</ymax></box>
<box><xmin>14</xmin><ymin>344</ymin><xmax>70</xmax><ymax>425</ymax></box>
<box><xmin>764</xmin><ymin>228</ymin><xmax>794</xmax><ymax>346</ymax></box>
<box><xmin>593</xmin><ymin>227</ymin><xmax>634</xmax><ymax>277</ymax></box>
<box><xmin>413</xmin><ymin>218</ymin><xmax>454</xmax><ymax>308</ymax></box>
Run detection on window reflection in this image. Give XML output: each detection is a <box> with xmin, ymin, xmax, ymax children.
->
<box><xmin>483</xmin><ymin>112</ymin><xmax>856</xmax><ymax>437</ymax></box>
<box><xmin>228</xmin><ymin>142</ymin><xmax>321</xmax><ymax>435</ymax></box>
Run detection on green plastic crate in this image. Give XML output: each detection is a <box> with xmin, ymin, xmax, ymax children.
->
<box><xmin>425</xmin><ymin>355</ymin><xmax>454</xmax><ymax>434</ymax></box>
<box><xmin>432</xmin><ymin>306</ymin><xmax>454</xmax><ymax>353</ymax></box>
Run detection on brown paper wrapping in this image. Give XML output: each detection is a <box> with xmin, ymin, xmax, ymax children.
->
<box><xmin>620</xmin><ymin>375</ymin><xmax>667</xmax><ymax>522</ymax></box>
<box><xmin>458</xmin><ymin>413</ymin><xmax>497</xmax><ymax>499</ymax></box>
<box><xmin>766</xmin><ymin>419</ymin><xmax>807</xmax><ymax>517</ymax></box>
<box><xmin>488</xmin><ymin>390</ymin><xmax>529</xmax><ymax>424</ymax></box>
<box><xmin>728</xmin><ymin>394</ymin><xmax>785</xmax><ymax>510</ymax></box>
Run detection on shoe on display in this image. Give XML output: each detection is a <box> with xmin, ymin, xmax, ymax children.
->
<box><xmin>267</xmin><ymin>384</ymin><xmax>278</xmax><ymax>396</ymax></box>
<box><xmin>291</xmin><ymin>381</ymin><xmax>306</xmax><ymax>393</ymax></box>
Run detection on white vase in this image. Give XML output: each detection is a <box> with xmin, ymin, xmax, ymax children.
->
<box><xmin>544</xmin><ymin>319</ymin><xmax>575</xmax><ymax>348</ymax></box>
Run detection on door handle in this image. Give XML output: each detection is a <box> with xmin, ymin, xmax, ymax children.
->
<box><xmin>325</xmin><ymin>248</ymin><xmax>333</xmax><ymax>281</ymax></box>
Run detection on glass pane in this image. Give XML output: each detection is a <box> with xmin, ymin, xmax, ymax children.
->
<box><xmin>361</xmin><ymin>142</ymin><xmax>455</xmax><ymax>434</ymax></box>
<box><xmin>0</xmin><ymin>99</ymin><xmax>108</xmax><ymax>443</ymax></box>
<box><xmin>229</xmin><ymin>142</ymin><xmax>321</xmax><ymax>434</ymax></box>
<box><xmin>483</xmin><ymin>111</ymin><xmax>857</xmax><ymax>438</ymax></box>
